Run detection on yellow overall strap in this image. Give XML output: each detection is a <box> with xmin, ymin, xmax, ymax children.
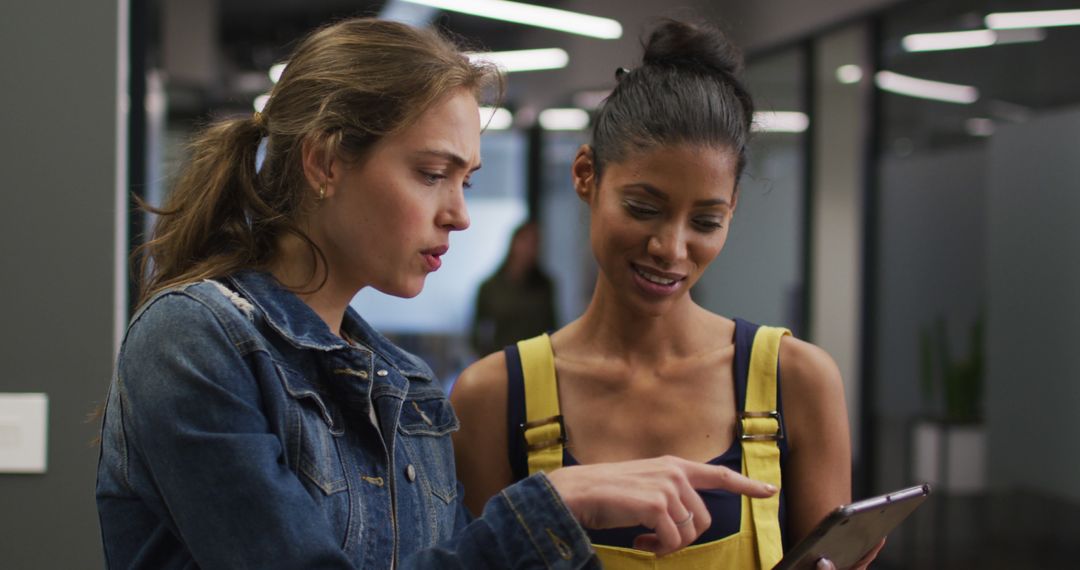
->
<box><xmin>518</xmin><ymin>334</ymin><xmax>565</xmax><ymax>475</ymax></box>
<box><xmin>741</xmin><ymin>325</ymin><xmax>790</xmax><ymax>570</ymax></box>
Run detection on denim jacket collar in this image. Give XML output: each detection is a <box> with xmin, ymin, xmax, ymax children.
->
<box><xmin>227</xmin><ymin>270</ymin><xmax>436</xmax><ymax>382</ymax></box>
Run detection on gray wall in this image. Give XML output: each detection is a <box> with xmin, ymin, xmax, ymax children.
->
<box><xmin>986</xmin><ymin>106</ymin><xmax>1080</xmax><ymax>502</ymax></box>
<box><xmin>0</xmin><ymin>1</ymin><xmax>121</xmax><ymax>566</ymax></box>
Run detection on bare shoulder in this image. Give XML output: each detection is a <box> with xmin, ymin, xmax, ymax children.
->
<box><xmin>778</xmin><ymin>335</ymin><xmax>843</xmax><ymax>395</ymax></box>
<box><xmin>776</xmin><ymin>335</ymin><xmax>853</xmax><ymax>539</ymax></box>
<box><xmin>451</xmin><ymin>350</ymin><xmax>515</xmax><ymax>515</ymax></box>
<box><xmin>450</xmin><ymin>350</ymin><xmax>509</xmax><ymax>419</ymax></box>
<box><xmin>777</xmin><ymin>335</ymin><xmax>849</xmax><ymax>450</ymax></box>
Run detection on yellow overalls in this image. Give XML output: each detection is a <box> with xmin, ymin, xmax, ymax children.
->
<box><xmin>517</xmin><ymin>325</ymin><xmax>790</xmax><ymax>569</ymax></box>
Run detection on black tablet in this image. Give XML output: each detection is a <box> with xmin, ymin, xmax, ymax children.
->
<box><xmin>773</xmin><ymin>483</ymin><xmax>931</xmax><ymax>570</ymax></box>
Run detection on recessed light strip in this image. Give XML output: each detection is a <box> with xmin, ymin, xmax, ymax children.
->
<box><xmin>538</xmin><ymin>108</ymin><xmax>589</xmax><ymax>131</ymax></box>
<box><xmin>467</xmin><ymin>48</ymin><xmax>569</xmax><ymax>73</ymax></box>
<box><xmin>752</xmin><ymin>111</ymin><xmax>810</xmax><ymax>133</ymax></box>
<box><xmin>480</xmin><ymin>107</ymin><xmax>513</xmax><ymax>130</ymax></box>
<box><xmin>902</xmin><ymin>29</ymin><xmax>996</xmax><ymax>52</ymax></box>
<box><xmin>253</xmin><ymin>93</ymin><xmax>270</xmax><ymax>112</ymax></box>
<box><xmin>986</xmin><ymin>9</ymin><xmax>1080</xmax><ymax>30</ymax></box>
<box><xmin>902</xmin><ymin>27</ymin><xmax>1046</xmax><ymax>52</ymax></box>
<box><xmin>269</xmin><ymin>62</ymin><xmax>287</xmax><ymax>84</ymax></box>
<box><xmin>402</xmin><ymin>0</ymin><xmax>622</xmax><ymax>39</ymax></box>
<box><xmin>836</xmin><ymin>64</ymin><xmax>864</xmax><ymax>84</ymax></box>
<box><xmin>875</xmin><ymin>71</ymin><xmax>979</xmax><ymax>104</ymax></box>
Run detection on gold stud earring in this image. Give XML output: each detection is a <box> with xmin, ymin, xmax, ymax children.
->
<box><xmin>318</xmin><ymin>184</ymin><xmax>326</xmax><ymax>200</ymax></box>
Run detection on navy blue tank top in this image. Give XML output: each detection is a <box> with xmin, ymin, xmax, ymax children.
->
<box><xmin>504</xmin><ymin>318</ymin><xmax>789</xmax><ymax>548</ymax></box>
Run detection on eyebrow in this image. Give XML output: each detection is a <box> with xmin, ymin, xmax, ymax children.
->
<box><xmin>415</xmin><ymin>149</ymin><xmax>482</xmax><ymax>172</ymax></box>
<box><xmin>625</xmin><ymin>183</ymin><xmax>730</xmax><ymax>208</ymax></box>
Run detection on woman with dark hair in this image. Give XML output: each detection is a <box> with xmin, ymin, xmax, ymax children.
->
<box><xmin>452</xmin><ymin>19</ymin><xmax>882</xmax><ymax>569</ymax></box>
<box><xmin>95</xmin><ymin>17</ymin><xmax>775</xmax><ymax>569</ymax></box>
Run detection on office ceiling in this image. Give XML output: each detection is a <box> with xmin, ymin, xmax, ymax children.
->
<box><xmin>158</xmin><ymin>0</ymin><xmax>705</xmax><ymax>120</ymax></box>
<box><xmin>152</xmin><ymin>0</ymin><xmax>1080</xmax><ymax>152</ymax></box>
<box><xmin>217</xmin><ymin>0</ymin><xmax>539</xmax><ymax>66</ymax></box>
<box><xmin>877</xmin><ymin>0</ymin><xmax>1080</xmax><ymax>151</ymax></box>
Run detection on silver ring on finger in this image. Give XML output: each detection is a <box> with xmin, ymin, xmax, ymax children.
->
<box><xmin>674</xmin><ymin>511</ymin><xmax>694</xmax><ymax>527</ymax></box>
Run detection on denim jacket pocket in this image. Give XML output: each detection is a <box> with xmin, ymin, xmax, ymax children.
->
<box><xmin>399</xmin><ymin>392</ymin><xmax>460</xmax><ymax>539</ymax></box>
<box><xmin>398</xmin><ymin>392</ymin><xmax>459</xmax><ymax>438</ymax></box>
<box><xmin>401</xmin><ymin>395</ymin><xmax>460</xmax><ymax>500</ymax></box>
<box><xmin>278</xmin><ymin>363</ymin><xmax>348</xmax><ymax>496</ymax></box>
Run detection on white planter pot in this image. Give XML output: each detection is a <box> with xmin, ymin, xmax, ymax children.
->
<box><xmin>912</xmin><ymin>420</ymin><xmax>986</xmax><ymax>495</ymax></box>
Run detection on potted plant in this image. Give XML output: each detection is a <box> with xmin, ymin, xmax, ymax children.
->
<box><xmin>912</xmin><ymin>314</ymin><xmax>986</xmax><ymax>494</ymax></box>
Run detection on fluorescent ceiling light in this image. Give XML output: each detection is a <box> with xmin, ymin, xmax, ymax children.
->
<box><xmin>253</xmin><ymin>93</ymin><xmax>270</xmax><ymax>113</ymax></box>
<box><xmin>902</xmin><ymin>29</ymin><xmax>996</xmax><ymax>52</ymax></box>
<box><xmin>986</xmin><ymin>9</ymin><xmax>1080</xmax><ymax>29</ymax></box>
<box><xmin>269</xmin><ymin>63</ymin><xmax>287</xmax><ymax>84</ymax></box>
<box><xmin>902</xmin><ymin>28</ymin><xmax>1046</xmax><ymax>52</ymax></box>
<box><xmin>402</xmin><ymin>0</ymin><xmax>622</xmax><ymax>39</ymax></box>
<box><xmin>538</xmin><ymin>108</ymin><xmax>589</xmax><ymax>131</ymax></box>
<box><xmin>836</xmin><ymin>64</ymin><xmax>863</xmax><ymax>84</ymax></box>
<box><xmin>875</xmin><ymin>71</ymin><xmax>978</xmax><ymax>104</ymax></box>
<box><xmin>751</xmin><ymin>111</ymin><xmax>812</xmax><ymax>133</ymax></box>
<box><xmin>480</xmin><ymin>107</ymin><xmax>513</xmax><ymax>130</ymax></box>
<box><xmin>752</xmin><ymin>111</ymin><xmax>809</xmax><ymax>133</ymax></box>
<box><xmin>468</xmin><ymin>48</ymin><xmax>568</xmax><ymax>73</ymax></box>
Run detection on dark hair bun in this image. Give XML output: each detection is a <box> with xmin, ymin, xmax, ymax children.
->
<box><xmin>642</xmin><ymin>19</ymin><xmax>743</xmax><ymax>78</ymax></box>
<box><xmin>591</xmin><ymin>17</ymin><xmax>754</xmax><ymax>183</ymax></box>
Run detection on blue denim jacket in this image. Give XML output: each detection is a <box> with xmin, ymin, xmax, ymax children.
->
<box><xmin>96</xmin><ymin>270</ymin><xmax>597</xmax><ymax>569</ymax></box>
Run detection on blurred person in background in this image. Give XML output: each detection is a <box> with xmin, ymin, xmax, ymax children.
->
<box><xmin>470</xmin><ymin>220</ymin><xmax>558</xmax><ymax>358</ymax></box>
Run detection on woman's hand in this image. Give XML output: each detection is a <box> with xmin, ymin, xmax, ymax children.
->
<box><xmin>816</xmin><ymin>538</ymin><xmax>887</xmax><ymax>569</ymax></box>
<box><xmin>546</xmin><ymin>455</ymin><xmax>777</xmax><ymax>557</ymax></box>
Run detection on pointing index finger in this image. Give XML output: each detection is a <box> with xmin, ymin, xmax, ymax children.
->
<box><xmin>681</xmin><ymin>461</ymin><xmax>777</xmax><ymax>497</ymax></box>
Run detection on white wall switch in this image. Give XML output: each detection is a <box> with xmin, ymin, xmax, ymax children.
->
<box><xmin>0</xmin><ymin>393</ymin><xmax>48</xmax><ymax>473</ymax></box>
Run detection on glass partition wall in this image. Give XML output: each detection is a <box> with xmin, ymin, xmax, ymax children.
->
<box><xmin>869</xmin><ymin>0</ymin><xmax>1080</xmax><ymax>567</ymax></box>
<box><xmin>695</xmin><ymin>47</ymin><xmax>809</xmax><ymax>335</ymax></box>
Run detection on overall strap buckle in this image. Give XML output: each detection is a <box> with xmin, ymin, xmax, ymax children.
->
<box><xmin>738</xmin><ymin>410</ymin><xmax>785</xmax><ymax>442</ymax></box>
<box><xmin>521</xmin><ymin>414</ymin><xmax>567</xmax><ymax>452</ymax></box>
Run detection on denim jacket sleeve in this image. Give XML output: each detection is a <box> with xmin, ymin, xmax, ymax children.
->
<box><xmin>106</xmin><ymin>290</ymin><xmax>598</xmax><ymax>569</ymax></box>
<box><xmin>112</xmin><ymin>293</ymin><xmax>355</xmax><ymax>568</ymax></box>
<box><xmin>403</xmin><ymin>474</ymin><xmax>599</xmax><ymax>569</ymax></box>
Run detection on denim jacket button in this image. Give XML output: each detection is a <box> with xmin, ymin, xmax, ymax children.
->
<box><xmin>405</xmin><ymin>464</ymin><xmax>416</xmax><ymax>482</ymax></box>
<box><xmin>376</xmin><ymin>369</ymin><xmax>389</xmax><ymax>377</ymax></box>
